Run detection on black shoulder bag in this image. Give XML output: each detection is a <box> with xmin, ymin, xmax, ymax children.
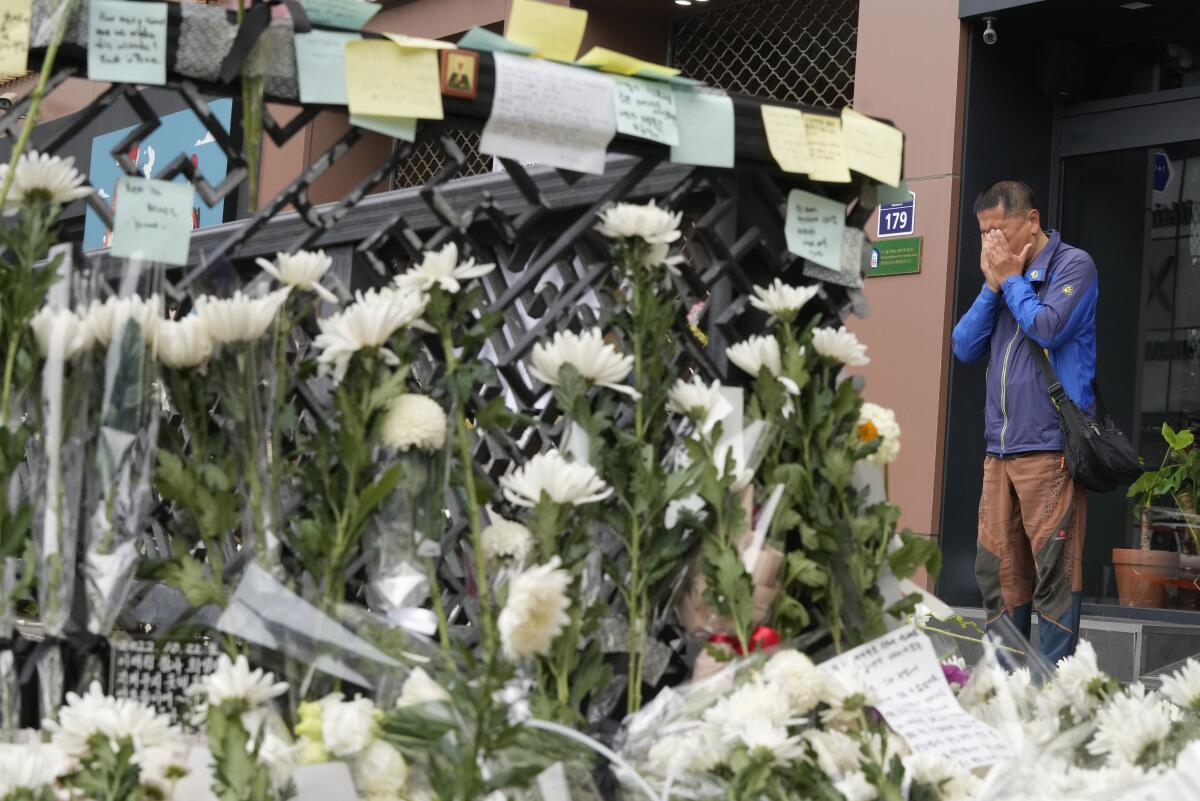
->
<box><xmin>1028</xmin><ymin>342</ymin><xmax>1142</xmax><ymax>493</ymax></box>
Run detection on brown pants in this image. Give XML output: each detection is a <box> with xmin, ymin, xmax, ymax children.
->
<box><xmin>975</xmin><ymin>453</ymin><xmax>1086</xmax><ymax>661</ymax></box>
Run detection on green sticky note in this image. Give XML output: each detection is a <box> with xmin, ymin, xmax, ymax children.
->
<box><xmin>87</xmin><ymin>0</ymin><xmax>167</xmax><ymax>85</ymax></box>
<box><xmin>295</xmin><ymin>30</ymin><xmax>357</xmax><ymax>105</ymax></box>
<box><xmin>350</xmin><ymin>113</ymin><xmax>417</xmax><ymax>142</ymax></box>
<box><xmin>785</xmin><ymin>188</ymin><xmax>844</xmax><ymax>272</ymax></box>
<box><xmin>110</xmin><ymin>177</ymin><xmax>194</xmax><ymax>266</ymax></box>
<box><xmin>670</xmin><ymin>89</ymin><xmax>734</xmax><ymax>168</ymax></box>
<box><xmin>613</xmin><ymin>76</ymin><xmax>678</xmax><ymax>146</ymax></box>
<box><xmin>456</xmin><ymin>26</ymin><xmax>534</xmax><ymax>56</ymax></box>
<box><xmin>303</xmin><ymin>0</ymin><xmax>379</xmax><ymax>31</ymax></box>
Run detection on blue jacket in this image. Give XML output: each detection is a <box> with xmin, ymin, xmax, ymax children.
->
<box><xmin>952</xmin><ymin>231</ymin><xmax>1098</xmax><ymax>457</ymax></box>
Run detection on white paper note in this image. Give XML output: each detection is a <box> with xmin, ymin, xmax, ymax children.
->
<box><xmin>480</xmin><ymin>52</ymin><xmax>616</xmax><ymax>175</ymax></box>
<box><xmin>819</xmin><ymin>626</ymin><xmax>1011</xmax><ymax>770</ymax></box>
<box><xmin>613</xmin><ymin>76</ymin><xmax>678</xmax><ymax>146</ymax></box>
<box><xmin>784</xmin><ymin>188</ymin><xmax>844</xmax><ymax>272</ymax></box>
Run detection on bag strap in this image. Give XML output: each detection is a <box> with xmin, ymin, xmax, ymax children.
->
<box><xmin>1026</xmin><ymin>337</ymin><xmax>1071</xmax><ymax>410</ymax></box>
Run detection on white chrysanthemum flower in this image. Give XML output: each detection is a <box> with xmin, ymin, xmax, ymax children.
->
<box><xmin>1088</xmin><ymin>683</ymin><xmax>1180</xmax><ymax>767</ymax></box>
<box><xmin>903</xmin><ymin>752</ymin><xmax>979</xmax><ymax>801</ymax></box>
<box><xmin>81</xmin><ymin>294</ymin><xmax>163</xmax><ymax>347</ymax></box>
<box><xmin>804</xmin><ymin>729</ymin><xmax>861</xmax><ymax>778</ymax></box>
<box><xmin>380</xmin><ymin>393</ymin><xmax>446</xmax><ymax>452</ymax></box>
<box><xmin>498</xmin><ymin>556</ymin><xmax>572</xmax><ymax>659</ymax></box>
<box><xmin>819</xmin><ymin>667</ymin><xmax>877</xmax><ymax>730</ymax></box>
<box><xmin>314</xmin><ymin>287</ymin><xmax>430</xmax><ymax>383</ymax></box>
<box><xmin>1051</xmin><ymin>640</ymin><xmax>1105</xmax><ymax>714</ymax></box>
<box><xmin>595</xmin><ymin>201</ymin><xmax>682</xmax><ymax>244</ymax></box>
<box><xmin>194</xmin><ymin>288</ymin><xmax>291</xmax><ymax>346</ymax></box>
<box><xmin>667</xmin><ymin>376</ymin><xmax>732</xmax><ymax>436</ymax></box>
<box><xmin>528</xmin><ymin>328</ymin><xmax>637</xmax><ymax>398</ymax></box>
<box><xmin>397</xmin><ymin>667</ymin><xmax>451</xmax><ymax>707</ymax></box>
<box><xmin>352</xmin><ymin>739</ymin><xmax>409</xmax><ymax>799</ymax></box>
<box><xmin>729</xmin><ymin>720</ymin><xmax>805</xmax><ymax>763</ymax></box>
<box><xmin>0</xmin><ymin>151</ymin><xmax>92</xmax><ymax>214</ymax></box>
<box><xmin>857</xmin><ymin>401</ymin><xmax>901</xmax><ymax>465</ymax></box>
<box><xmin>727</xmin><ymin>334</ymin><xmax>783</xmax><ymax>378</ymax></box>
<box><xmin>749</xmin><ymin>279</ymin><xmax>821</xmax><ymax>317</ymax></box>
<box><xmin>394</xmin><ymin>242</ymin><xmax>494</xmax><ymax>295</ymax></box>
<box><xmin>320</xmin><ymin>694</ymin><xmax>378</xmax><ymax>757</ymax></box>
<box><xmin>256</xmin><ymin>250</ymin><xmax>337</xmax><ymax>303</ymax></box>
<box><xmin>481</xmin><ymin>518</ymin><xmax>534</xmax><ymax>564</ymax></box>
<box><xmin>762</xmin><ymin>650</ymin><xmax>824</xmax><ymax>715</ymax></box>
<box><xmin>811</xmin><ymin>325</ymin><xmax>870</xmax><ymax>366</ymax></box>
<box><xmin>44</xmin><ymin>682</ymin><xmax>186</xmax><ymax>778</ymax></box>
<box><xmin>29</xmin><ymin>306</ymin><xmax>94</xmax><ymax>360</ymax></box>
<box><xmin>834</xmin><ymin>771</ymin><xmax>878</xmax><ymax>801</ymax></box>
<box><xmin>500</xmin><ymin>449</ymin><xmax>612</xmax><ymax>508</ymax></box>
<box><xmin>704</xmin><ymin>681</ymin><xmax>792</xmax><ymax>730</ymax></box>
<box><xmin>0</xmin><ymin>742</ymin><xmax>68</xmax><ymax>797</ymax></box>
<box><xmin>1159</xmin><ymin>657</ymin><xmax>1200</xmax><ymax>710</ymax></box>
<box><xmin>188</xmin><ymin>654</ymin><xmax>288</xmax><ymax>709</ymax></box>
<box><xmin>646</xmin><ymin>726</ymin><xmax>729</xmax><ymax>775</ymax></box>
<box><xmin>155</xmin><ymin>315</ymin><xmax>213</xmax><ymax>369</ymax></box>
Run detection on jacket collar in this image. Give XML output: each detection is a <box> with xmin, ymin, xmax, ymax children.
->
<box><xmin>1025</xmin><ymin>230</ymin><xmax>1061</xmax><ymax>285</ymax></box>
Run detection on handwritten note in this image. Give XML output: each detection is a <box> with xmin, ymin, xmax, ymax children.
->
<box><xmin>842</xmin><ymin>107</ymin><xmax>904</xmax><ymax>187</ymax></box>
<box><xmin>505</xmin><ymin>0</ymin><xmax>587</xmax><ymax>62</ymax></box>
<box><xmin>345</xmin><ymin>40</ymin><xmax>443</xmax><ymax>120</ymax></box>
<box><xmin>87</xmin><ymin>0</ymin><xmax>167</xmax><ymax>85</ymax></box>
<box><xmin>302</xmin><ymin>0</ymin><xmax>379</xmax><ymax>31</ymax></box>
<box><xmin>761</xmin><ymin>104</ymin><xmax>811</xmax><ymax>174</ymax></box>
<box><xmin>803</xmin><ymin>112</ymin><xmax>850</xmax><ymax>183</ymax></box>
<box><xmin>820</xmin><ymin>626</ymin><xmax>1011</xmax><ymax>770</ymax></box>
<box><xmin>785</xmin><ymin>188</ymin><xmax>844</xmax><ymax>272</ymax></box>
<box><xmin>110</xmin><ymin>177</ymin><xmax>194</xmax><ymax>266</ymax></box>
<box><xmin>0</xmin><ymin>0</ymin><xmax>30</xmax><ymax>76</ymax></box>
<box><xmin>294</xmin><ymin>31</ymin><xmax>357</xmax><ymax>106</ymax></box>
<box><xmin>613</xmin><ymin>76</ymin><xmax>678</xmax><ymax>146</ymax></box>
<box><xmin>577</xmin><ymin>46</ymin><xmax>680</xmax><ymax>79</ymax></box>
<box><xmin>480</xmin><ymin>52</ymin><xmax>616</xmax><ymax>175</ymax></box>
<box><xmin>671</xmin><ymin>89</ymin><xmax>734</xmax><ymax>168</ymax></box>
<box><xmin>350</xmin><ymin>113</ymin><xmax>416</xmax><ymax>142</ymax></box>
<box><xmin>457</xmin><ymin>26</ymin><xmax>535</xmax><ymax>56</ymax></box>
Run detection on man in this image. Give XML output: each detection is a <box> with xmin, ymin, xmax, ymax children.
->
<box><xmin>952</xmin><ymin>180</ymin><xmax>1098</xmax><ymax>664</ymax></box>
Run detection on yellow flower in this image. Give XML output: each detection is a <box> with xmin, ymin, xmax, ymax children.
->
<box><xmin>294</xmin><ymin>700</ymin><xmax>324</xmax><ymax>742</ymax></box>
<box><xmin>298</xmin><ymin>737</ymin><xmax>330</xmax><ymax>766</ymax></box>
<box><xmin>858</xmin><ymin>420</ymin><xmax>879</xmax><ymax>443</ymax></box>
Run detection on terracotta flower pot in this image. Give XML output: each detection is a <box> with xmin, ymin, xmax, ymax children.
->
<box><xmin>1112</xmin><ymin>548</ymin><xmax>1177</xmax><ymax>609</ymax></box>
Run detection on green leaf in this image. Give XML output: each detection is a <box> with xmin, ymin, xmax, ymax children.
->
<box><xmin>888</xmin><ymin>530</ymin><xmax>942</xmax><ymax>579</ymax></box>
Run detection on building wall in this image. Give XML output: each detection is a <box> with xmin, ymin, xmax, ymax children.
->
<box><xmin>850</xmin><ymin>0</ymin><xmax>967</xmax><ymax>541</ymax></box>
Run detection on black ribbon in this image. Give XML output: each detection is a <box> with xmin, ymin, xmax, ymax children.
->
<box><xmin>219</xmin><ymin>0</ymin><xmax>313</xmax><ymax>85</ymax></box>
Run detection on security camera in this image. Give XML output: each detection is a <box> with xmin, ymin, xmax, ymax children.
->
<box><xmin>982</xmin><ymin>16</ymin><xmax>998</xmax><ymax>46</ymax></box>
<box><xmin>0</xmin><ymin>92</ymin><xmax>17</xmax><ymax>111</ymax></box>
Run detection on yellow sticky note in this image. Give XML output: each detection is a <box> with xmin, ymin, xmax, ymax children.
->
<box><xmin>760</xmin><ymin>104</ymin><xmax>811</xmax><ymax>175</ymax></box>
<box><xmin>0</xmin><ymin>0</ymin><xmax>32</xmax><ymax>76</ymax></box>
<box><xmin>383</xmin><ymin>32</ymin><xmax>454</xmax><ymax>50</ymax></box>
<box><xmin>803</xmin><ymin>113</ymin><xmax>850</xmax><ymax>183</ymax></box>
<box><xmin>842</xmin><ymin>107</ymin><xmax>903</xmax><ymax>187</ymax></box>
<box><xmin>345</xmin><ymin>40</ymin><xmax>443</xmax><ymax>120</ymax></box>
<box><xmin>576</xmin><ymin>47</ymin><xmax>680</xmax><ymax>79</ymax></box>
<box><xmin>506</xmin><ymin>0</ymin><xmax>587</xmax><ymax>62</ymax></box>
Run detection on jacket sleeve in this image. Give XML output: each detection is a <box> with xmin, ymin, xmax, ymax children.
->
<box><xmin>1001</xmin><ymin>253</ymin><xmax>1098</xmax><ymax>348</ymax></box>
<box><xmin>951</xmin><ymin>285</ymin><xmax>1000</xmax><ymax>363</ymax></box>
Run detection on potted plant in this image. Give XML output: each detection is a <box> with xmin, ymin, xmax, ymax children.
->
<box><xmin>1115</xmin><ymin>423</ymin><xmax>1198</xmax><ymax>607</ymax></box>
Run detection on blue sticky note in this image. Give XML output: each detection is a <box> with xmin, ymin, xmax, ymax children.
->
<box><xmin>110</xmin><ymin>177</ymin><xmax>194</xmax><ymax>266</ymax></box>
<box><xmin>295</xmin><ymin>31</ymin><xmax>357</xmax><ymax>106</ymax></box>
<box><xmin>670</xmin><ymin>89</ymin><xmax>734</xmax><ymax>168</ymax></box>
<box><xmin>303</xmin><ymin>0</ymin><xmax>379</xmax><ymax>31</ymax></box>
<box><xmin>785</xmin><ymin>188</ymin><xmax>844</xmax><ymax>272</ymax></box>
<box><xmin>457</xmin><ymin>26</ymin><xmax>535</xmax><ymax>56</ymax></box>
<box><xmin>87</xmin><ymin>0</ymin><xmax>168</xmax><ymax>86</ymax></box>
<box><xmin>350</xmin><ymin>113</ymin><xmax>417</xmax><ymax>142</ymax></box>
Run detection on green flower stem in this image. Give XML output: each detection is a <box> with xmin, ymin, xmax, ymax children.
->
<box><xmin>439</xmin><ymin>326</ymin><xmax>495</xmax><ymax>658</ymax></box>
<box><xmin>0</xmin><ymin>341</ymin><xmax>17</xmax><ymax>427</ymax></box>
<box><xmin>323</xmin><ymin>362</ymin><xmax>376</xmax><ymax>611</ymax></box>
<box><xmin>425</xmin><ymin>557</ymin><xmax>454</xmax><ymax>659</ymax></box>
<box><xmin>626</xmin><ymin>259</ymin><xmax>652</xmax><ymax>714</ymax></box>
<box><xmin>0</xmin><ymin>0</ymin><xmax>79</xmax><ymax>209</ymax></box>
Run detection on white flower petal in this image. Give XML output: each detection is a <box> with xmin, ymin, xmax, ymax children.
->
<box><xmin>498</xmin><ymin>556</ymin><xmax>572</xmax><ymax>659</ymax></box>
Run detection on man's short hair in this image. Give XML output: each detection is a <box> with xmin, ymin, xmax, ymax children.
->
<box><xmin>973</xmin><ymin>180</ymin><xmax>1036</xmax><ymax>217</ymax></box>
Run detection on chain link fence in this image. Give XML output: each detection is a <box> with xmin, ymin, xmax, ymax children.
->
<box><xmin>391</xmin><ymin>126</ymin><xmax>492</xmax><ymax>189</ymax></box>
<box><xmin>669</xmin><ymin>0</ymin><xmax>858</xmax><ymax>109</ymax></box>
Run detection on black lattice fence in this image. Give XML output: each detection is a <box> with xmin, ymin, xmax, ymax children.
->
<box><xmin>392</xmin><ymin>126</ymin><xmax>492</xmax><ymax>189</ymax></box>
<box><xmin>669</xmin><ymin>0</ymin><xmax>858</xmax><ymax>108</ymax></box>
